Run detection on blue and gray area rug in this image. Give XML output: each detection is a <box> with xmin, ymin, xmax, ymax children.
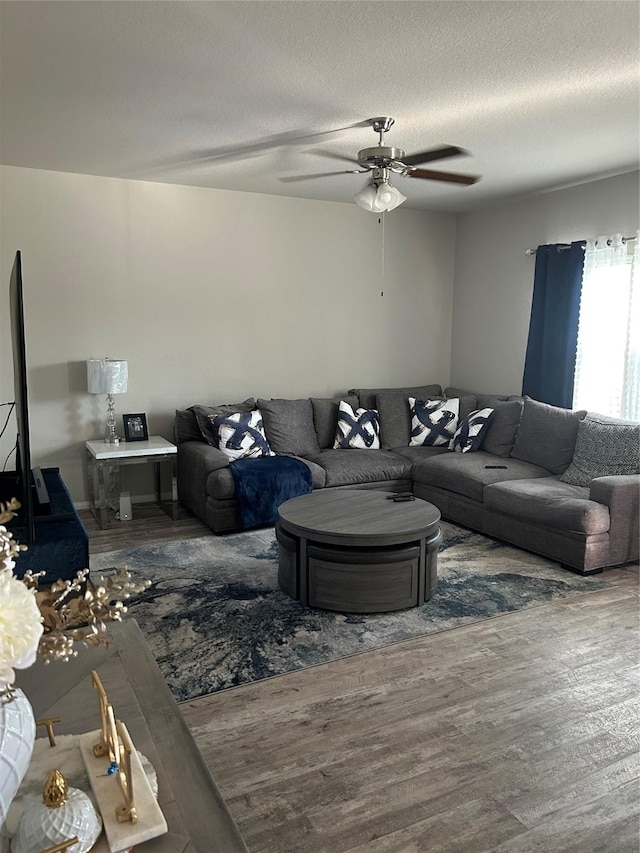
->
<box><xmin>90</xmin><ymin>523</ymin><xmax>610</xmax><ymax>703</ymax></box>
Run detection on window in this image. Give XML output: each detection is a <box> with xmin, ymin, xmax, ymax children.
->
<box><xmin>573</xmin><ymin>233</ymin><xmax>639</xmax><ymax>421</ymax></box>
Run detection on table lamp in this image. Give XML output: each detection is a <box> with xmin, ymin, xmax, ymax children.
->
<box><xmin>87</xmin><ymin>358</ymin><xmax>128</xmax><ymax>444</ymax></box>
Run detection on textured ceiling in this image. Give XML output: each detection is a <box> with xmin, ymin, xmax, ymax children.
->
<box><xmin>0</xmin><ymin>1</ymin><xmax>638</xmax><ymax>213</ymax></box>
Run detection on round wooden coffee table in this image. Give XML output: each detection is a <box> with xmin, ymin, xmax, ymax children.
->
<box><xmin>276</xmin><ymin>490</ymin><xmax>441</xmax><ymax>613</ymax></box>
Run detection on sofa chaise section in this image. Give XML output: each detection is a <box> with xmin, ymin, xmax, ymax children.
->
<box><xmin>482</xmin><ymin>475</ymin><xmax>628</xmax><ymax>573</ymax></box>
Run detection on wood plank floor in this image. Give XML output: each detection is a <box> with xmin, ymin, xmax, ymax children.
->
<box><xmin>81</xmin><ymin>502</ymin><xmax>211</xmax><ymax>554</ymax></box>
<box><xmin>82</xmin><ymin>505</ymin><xmax>640</xmax><ymax>852</ymax></box>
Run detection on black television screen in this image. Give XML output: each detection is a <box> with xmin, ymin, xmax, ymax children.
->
<box><xmin>9</xmin><ymin>250</ymin><xmax>35</xmax><ymax>542</ymax></box>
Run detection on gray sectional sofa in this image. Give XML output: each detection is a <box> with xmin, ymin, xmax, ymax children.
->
<box><xmin>175</xmin><ymin>383</ymin><xmax>640</xmax><ymax>575</ymax></box>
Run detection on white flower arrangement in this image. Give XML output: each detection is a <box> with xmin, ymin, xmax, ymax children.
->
<box><xmin>0</xmin><ymin>554</ymin><xmax>43</xmax><ymax>694</ymax></box>
<box><xmin>0</xmin><ymin>498</ymin><xmax>150</xmax><ymax>701</ymax></box>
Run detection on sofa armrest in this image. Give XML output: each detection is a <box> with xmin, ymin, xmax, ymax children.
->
<box><xmin>179</xmin><ymin>439</ymin><xmax>229</xmax><ymax>471</ymax></box>
<box><xmin>177</xmin><ymin>440</ymin><xmax>229</xmax><ymax>519</ymax></box>
<box><xmin>589</xmin><ymin>474</ymin><xmax>640</xmax><ymax>565</ymax></box>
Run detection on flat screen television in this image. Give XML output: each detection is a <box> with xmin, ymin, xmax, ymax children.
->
<box><xmin>3</xmin><ymin>251</ymin><xmax>35</xmax><ymax>541</ymax></box>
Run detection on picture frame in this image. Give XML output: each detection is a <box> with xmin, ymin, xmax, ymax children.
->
<box><xmin>122</xmin><ymin>413</ymin><xmax>148</xmax><ymax>442</ymax></box>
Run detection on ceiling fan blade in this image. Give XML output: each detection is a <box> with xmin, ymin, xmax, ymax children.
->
<box><xmin>401</xmin><ymin>145</ymin><xmax>468</xmax><ymax>167</ymax></box>
<box><xmin>312</xmin><ymin>149</ymin><xmax>361</xmax><ymax>166</ymax></box>
<box><xmin>144</xmin><ymin>122</ymin><xmax>371</xmax><ymax>172</ymax></box>
<box><xmin>279</xmin><ymin>170</ymin><xmax>364</xmax><ymax>183</ymax></box>
<box><xmin>406</xmin><ymin>168</ymin><xmax>479</xmax><ymax>185</ymax></box>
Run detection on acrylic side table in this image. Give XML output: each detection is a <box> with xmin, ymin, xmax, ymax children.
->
<box><xmin>85</xmin><ymin>436</ymin><xmax>178</xmax><ymax>529</ymax></box>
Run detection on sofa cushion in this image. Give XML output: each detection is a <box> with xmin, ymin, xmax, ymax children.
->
<box><xmin>311</xmin><ymin>395</ymin><xmax>359</xmax><ymax>449</ymax></box>
<box><xmin>451</xmin><ymin>407</ymin><xmax>494</xmax><ymax>453</ymax></box>
<box><xmin>257</xmin><ymin>398</ymin><xmax>320</xmax><ymax>457</ymax></box>
<box><xmin>349</xmin><ymin>384</ymin><xmax>442</xmax><ymax>411</ymax></box>
<box><xmin>390</xmin><ymin>445</ymin><xmax>452</xmax><ymax>462</ymax></box>
<box><xmin>207</xmin><ymin>453</ymin><xmax>326</xmax><ymax>498</ymax></box>
<box><xmin>190</xmin><ymin>399</ymin><xmax>256</xmax><ymax>446</ymax></box>
<box><xmin>477</xmin><ymin>398</ymin><xmax>523</xmax><ymax>457</ymax></box>
<box><xmin>454</xmin><ymin>395</ymin><xmax>480</xmax><ymax>421</ymax></box>
<box><xmin>409</xmin><ymin>397</ymin><xmax>460</xmax><ymax>447</ymax></box>
<box><xmin>175</xmin><ymin>408</ymin><xmax>204</xmax><ymax>444</ymax></box>
<box><xmin>445</xmin><ymin>387</ymin><xmax>523</xmax><ymax>402</ymax></box>
<box><xmin>333</xmin><ymin>400</ymin><xmax>380</xmax><ymax>449</ymax></box>
<box><xmin>510</xmin><ymin>397</ymin><xmax>586</xmax><ymax>474</ymax></box>
<box><xmin>293</xmin><ymin>457</ymin><xmax>327</xmax><ymax>489</ymax></box>
<box><xmin>445</xmin><ymin>386</ymin><xmax>505</xmax><ymax>402</ymax></box>
<box><xmin>560</xmin><ymin>416</ymin><xmax>640</xmax><ymax>487</ymax></box>
<box><xmin>376</xmin><ymin>391</ymin><xmax>416</xmax><ymax>449</ymax></box>
<box><xmin>211</xmin><ymin>410</ymin><xmax>273</xmax><ymax>461</ymax></box>
<box><xmin>305</xmin><ymin>449</ymin><xmax>412</xmax><ymax>488</ymax></box>
<box><xmin>484</xmin><ymin>477</ymin><xmax>610</xmax><ymax>535</ymax></box>
<box><xmin>477</xmin><ymin>394</ymin><xmax>524</xmax><ymax>406</ymax></box>
<box><xmin>412</xmin><ymin>450</ymin><xmax>551</xmax><ymax>503</ymax></box>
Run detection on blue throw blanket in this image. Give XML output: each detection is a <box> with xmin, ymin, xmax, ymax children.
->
<box><xmin>230</xmin><ymin>456</ymin><xmax>313</xmax><ymax>529</ymax></box>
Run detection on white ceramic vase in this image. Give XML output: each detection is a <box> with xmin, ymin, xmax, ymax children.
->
<box><xmin>0</xmin><ymin>689</ymin><xmax>36</xmax><ymax>829</ymax></box>
<box><xmin>12</xmin><ymin>785</ymin><xmax>102</xmax><ymax>853</ymax></box>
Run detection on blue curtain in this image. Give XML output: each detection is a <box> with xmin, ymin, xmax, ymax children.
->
<box><xmin>521</xmin><ymin>241</ymin><xmax>584</xmax><ymax>408</ymax></box>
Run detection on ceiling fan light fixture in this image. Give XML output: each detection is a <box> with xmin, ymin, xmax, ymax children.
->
<box><xmin>354</xmin><ymin>179</ymin><xmax>406</xmax><ymax>213</ymax></box>
<box><xmin>376</xmin><ymin>183</ymin><xmax>406</xmax><ymax>211</ymax></box>
<box><xmin>353</xmin><ymin>183</ymin><xmax>379</xmax><ymax>211</ymax></box>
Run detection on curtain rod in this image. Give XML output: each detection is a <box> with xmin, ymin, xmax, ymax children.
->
<box><xmin>525</xmin><ymin>234</ymin><xmax>637</xmax><ymax>256</ymax></box>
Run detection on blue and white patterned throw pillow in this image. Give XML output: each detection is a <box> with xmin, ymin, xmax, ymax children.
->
<box><xmin>409</xmin><ymin>397</ymin><xmax>460</xmax><ymax>446</ymax></box>
<box><xmin>451</xmin><ymin>407</ymin><xmax>494</xmax><ymax>453</ymax></box>
<box><xmin>334</xmin><ymin>400</ymin><xmax>380</xmax><ymax>449</ymax></box>
<box><xmin>210</xmin><ymin>409</ymin><xmax>274</xmax><ymax>461</ymax></box>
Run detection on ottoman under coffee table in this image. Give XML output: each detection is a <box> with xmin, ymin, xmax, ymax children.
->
<box><xmin>276</xmin><ymin>489</ymin><xmax>441</xmax><ymax>613</ymax></box>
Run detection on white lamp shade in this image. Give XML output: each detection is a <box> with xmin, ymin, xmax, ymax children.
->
<box><xmin>87</xmin><ymin>359</ymin><xmax>128</xmax><ymax>394</ymax></box>
<box><xmin>354</xmin><ymin>181</ymin><xmax>407</xmax><ymax>213</ymax></box>
<box><xmin>376</xmin><ymin>183</ymin><xmax>407</xmax><ymax>211</ymax></box>
<box><xmin>353</xmin><ymin>184</ymin><xmax>379</xmax><ymax>212</ymax></box>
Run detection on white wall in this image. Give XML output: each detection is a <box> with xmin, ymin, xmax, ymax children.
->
<box><xmin>0</xmin><ymin>166</ymin><xmax>456</xmax><ymax>504</ymax></box>
<box><xmin>451</xmin><ymin>171</ymin><xmax>640</xmax><ymax>394</ymax></box>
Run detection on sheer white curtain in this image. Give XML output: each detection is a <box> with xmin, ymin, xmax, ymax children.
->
<box><xmin>573</xmin><ymin>232</ymin><xmax>640</xmax><ymax>421</ymax></box>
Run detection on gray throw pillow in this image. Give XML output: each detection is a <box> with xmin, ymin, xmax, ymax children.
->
<box><xmin>175</xmin><ymin>409</ymin><xmax>204</xmax><ymax>444</ymax></box>
<box><xmin>456</xmin><ymin>395</ymin><xmax>480</xmax><ymax>421</ymax></box>
<box><xmin>478</xmin><ymin>398</ymin><xmax>523</xmax><ymax>457</ymax></box>
<box><xmin>376</xmin><ymin>391</ymin><xmax>421</xmax><ymax>449</ymax></box>
<box><xmin>560</xmin><ymin>416</ymin><xmax>640</xmax><ymax>487</ymax></box>
<box><xmin>311</xmin><ymin>395</ymin><xmax>359</xmax><ymax>448</ymax></box>
<box><xmin>257</xmin><ymin>398</ymin><xmax>320</xmax><ymax>456</ymax></box>
<box><xmin>348</xmin><ymin>384</ymin><xmax>443</xmax><ymax>411</ymax></box>
<box><xmin>444</xmin><ymin>386</ymin><xmax>473</xmax><ymax>398</ymax></box>
<box><xmin>190</xmin><ymin>399</ymin><xmax>256</xmax><ymax>447</ymax></box>
<box><xmin>510</xmin><ymin>396</ymin><xmax>586</xmax><ymax>474</ymax></box>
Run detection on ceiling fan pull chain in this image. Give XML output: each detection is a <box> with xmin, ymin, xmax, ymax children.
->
<box><xmin>380</xmin><ymin>213</ymin><xmax>385</xmax><ymax>297</ymax></box>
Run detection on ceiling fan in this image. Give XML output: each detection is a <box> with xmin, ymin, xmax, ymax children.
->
<box><xmin>282</xmin><ymin>117</ymin><xmax>480</xmax><ymax>212</ymax></box>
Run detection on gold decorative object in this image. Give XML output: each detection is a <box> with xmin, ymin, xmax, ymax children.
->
<box><xmin>36</xmin><ymin>717</ymin><xmax>62</xmax><ymax>747</ymax></box>
<box><xmin>114</xmin><ymin>720</ymin><xmax>136</xmax><ymax>824</ymax></box>
<box><xmin>40</xmin><ymin>839</ymin><xmax>79</xmax><ymax>853</ymax></box>
<box><xmin>90</xmin><ymin>671</ymin><xmax>137</xmax><ymax>824</ymax></box>
<box><xmin>23</xmin><ymin>567</ymin><xmax>151</xmax><ymax>666</ymax></box>
<box><xmin>43</xmin><ymin>770</ymin><xmax>68</xmax><ymax>808</ymax></box>
<box><xmin>90</xmin><ymin>672</ymin><xmax>118</xmax><ymax>764</ymax></box>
